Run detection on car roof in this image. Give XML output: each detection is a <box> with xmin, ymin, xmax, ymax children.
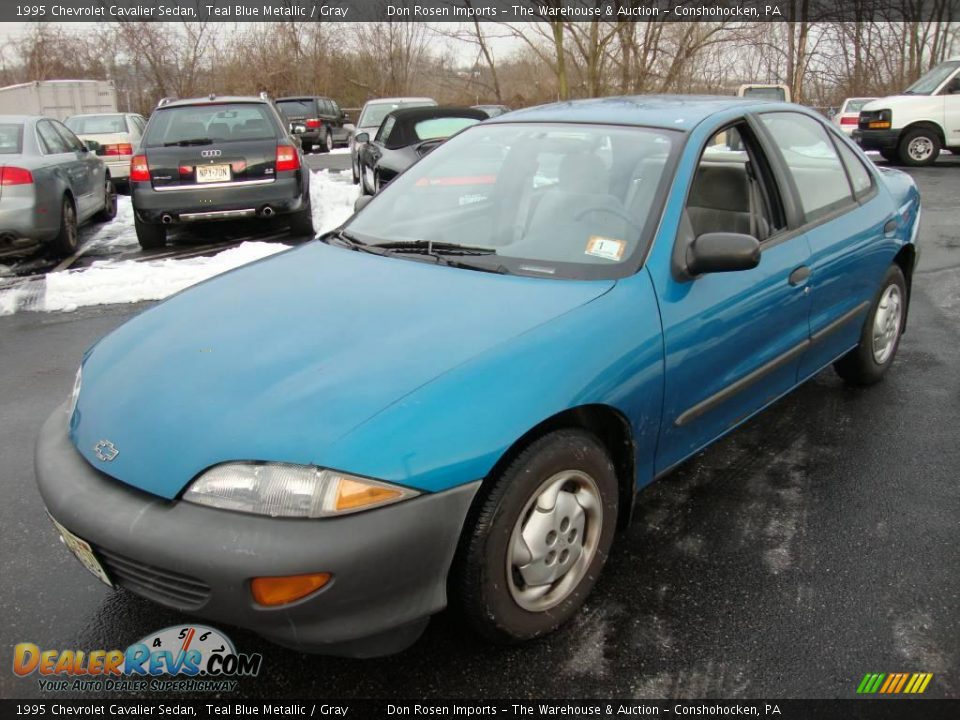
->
<box><xmin>158</xmin><ymin>96</ymin><xmax>269</xmax><ymax>109</ymax></box>
<box><xmin>67</xmin><ymin>112</ymin><xmax>128</xmax><ymax>118</ymax></box>
<box><xmin>484</xmin><ymin>94</ymin><xmax>776</xmax><ymax>132</ymax></box>
<box><xmin>364</xmin><ymin>97</ymin><xmax>435</xmax><ymax>106</ymax></box>
<box><xmin>276</xmin><ymin>96</ymin><xmax>331</xmax><ymax>102</ymax></box>
<box><xmin>0</xmin><ymin>114</ymin><xmax>40</xmax><ymax>123</ymax></box>
<box><xmin>385</xmin><ymin>106</ymin><xmax>487</xmax><ymax>124</ymax></box>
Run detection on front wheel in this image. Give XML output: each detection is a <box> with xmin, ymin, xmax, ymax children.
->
<box><xmin>452</xmin><ymin>429</ymin><xmax>619</xmax><ymax>643</ymax></box>
<box><xmin>898</xmin><ymin>127</ymin><xmax>941</xmax><ymax>167</ymax></box>
<box><xmin>834</xmin><ymin>264</ymin><xmax>907</xmax><ymax>386</ymax></box>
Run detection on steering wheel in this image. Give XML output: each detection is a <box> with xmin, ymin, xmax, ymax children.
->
<box><xmin>573</xmin><ymin>206</ymin><xmax>642</xmax><ymax>231</ymax></box>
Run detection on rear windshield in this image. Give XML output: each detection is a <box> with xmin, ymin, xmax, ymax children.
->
<box><xmin>0</xmin><ymin>123</ymin><xmax>23</xmax><ymax>154</ymax></box>
<box><xmin>412</xmin><ymin>117</ymin><xmax>481</xmax><ymax>143</ymax></box>
<box><xmin>743</xmin><ymin>87</ymin><xmax>786</xmax><ymax>101</ymax></box>
<box><xmin>143</xmin><ymin>103</ymin><xmax>278</xmax><ymax>147</ymax></box>
<box><xmin>66</xmin><ymin>115</ymin><xmax>128</xmax><ymax>135</ymax></box>
<box><xmin>276</xmin><ymin>99</ymin><xmax>317</xmax><ymax>118</ymax></box>
<box><xmin>359</xmin><ymin>101</ymin><xmax>435</xmax><ymax>128</ymax></box>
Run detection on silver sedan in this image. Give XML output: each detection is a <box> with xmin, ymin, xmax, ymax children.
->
<box><xmin>0</xmin><ymin>115</ymin><xmax>117</xmax><ymax>259</ymax></box>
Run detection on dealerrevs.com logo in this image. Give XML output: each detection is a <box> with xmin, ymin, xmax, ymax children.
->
<box><xmin>13</xmin><ymin>625</ymin><xmax>262</xmax><ymax>693</ymax></box>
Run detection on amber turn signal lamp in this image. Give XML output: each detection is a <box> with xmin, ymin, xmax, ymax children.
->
<box><xmin>251</xmin><ymin>573</ymin><xmax>331</xmax><ymax>606</ymax></box>
<box><xmin>335</xmin><ymin>478</ymin><xmax>402</xmax><ymax>511</ymax></box>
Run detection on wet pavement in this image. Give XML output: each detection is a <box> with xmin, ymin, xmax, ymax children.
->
<box><xmin>1</xmin><ymin>154</ymin><xmax>957</xmax><ymax>700</ymax></box>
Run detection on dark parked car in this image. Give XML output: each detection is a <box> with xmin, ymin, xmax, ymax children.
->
<box><xmin>472</xmin><ymin>104</ymin><xmax>512</xmax><ymax>118</ymax></box>
<box><xmin>129</xmin><ymin>95</ymin><xmax>314</xmax><ymax>249</ymax></box>
<box><xmin>350</xmin><ymin>97</ymin><xmax>437</xmax><ymax>185</ymax></box>
<box><xmin>356</xmin><ymin>107</ymin><xmax>486</xmax><ymax>194</ymax></box>
<box><xmin>0</xmin><ymin>114</ymin><xmax>116</xmax><ymax>258</ymax></box>
<box><xmin>275</xmin><ymin>96</ymin><xmax>350</xmax><ymax>153</ymax></box>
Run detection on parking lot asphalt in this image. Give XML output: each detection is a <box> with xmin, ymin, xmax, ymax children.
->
<box><xmin>1</xmin><ymin>155</ymin><xmax>957</xmax><ymax>701</ymax></box>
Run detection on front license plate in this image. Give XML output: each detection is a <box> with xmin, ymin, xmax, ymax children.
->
<box><xmin>48</xmin><ymin>515</ymin><xmax>113</xmax><ymax>587</ymax></box>
<box><xmin>196</xmin><ymin>164</ymin><xmax>231</xmax><ymax>184</ymax></box>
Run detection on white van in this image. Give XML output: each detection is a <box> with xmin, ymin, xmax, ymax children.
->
<box><xmin>853</xmin><ymin>57</ymin><xmax>960</xmax><ymax>166</ymax></box>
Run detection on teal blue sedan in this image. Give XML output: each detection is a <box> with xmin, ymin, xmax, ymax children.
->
<box><xmin>37</xmin><ymin>96</ymin><xmax>919</xmax><ymax>656</ymax></box>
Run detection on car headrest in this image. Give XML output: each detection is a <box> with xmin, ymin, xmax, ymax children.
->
<box><xmin>557</xmin><ymin>153</ymin><xmax>609</xmax><ymax>194</ymax></box>
<box><xmin>688</xmin><ymin>164</ymin><xmax>749</xmax><ymax>212</ymax></box>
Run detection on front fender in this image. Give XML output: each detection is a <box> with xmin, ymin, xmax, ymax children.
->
<box><xmin>321</xmin><ymin>271</ymin><xmax>666</xmax><ymax>493</ymax></box>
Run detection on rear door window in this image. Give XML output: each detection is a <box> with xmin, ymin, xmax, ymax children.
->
<box><xmin>52</xmin><ymin>121</ymin><xmax>86</xmax><ymax>152</ymax></box>
<box><xmin>833</xmin><ymin>139</ymin><xmax>873</xmax><ymax>199</ymax></box>
<box><xmin>760</xmin><ymin>112</ymin><xmax>856</xmax><ymax>223</ymax></box>
<box><xmin>37</xmin><ymin>120</ymin><xmax>70</xmax><ymax>154</ymax></box>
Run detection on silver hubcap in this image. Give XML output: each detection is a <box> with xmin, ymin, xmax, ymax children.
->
<box><xmin>326</xmin><ymin>133</ymin><xmax>333</xmax><ymax>150</ymax></box>
<box><xmin>872</xmin><ymin>284</ymin><xmax>902</xmax><ymax>364</ymax></box>
<box><xmin>506</xmin><ymin>470</ymin><xmax>602</xmax><ymax>612</ymax></box>
<box><xmin>908</xmin><ymin>137</ymin><xmax>933</xmax><ymax>162</ymax></box>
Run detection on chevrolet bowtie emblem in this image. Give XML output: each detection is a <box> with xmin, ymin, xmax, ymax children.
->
<box><xmin>93</xmin><ymin>440</ymin><xmax>119</xmax><ymax>462</ymax></box>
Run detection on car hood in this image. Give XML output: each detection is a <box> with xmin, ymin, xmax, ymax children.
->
<box><xmin>861</xmin><ymin>94</ymin><xmax>943</xmax><ymax>115</ymax></box>
<box><xmin>70</xmin><ymin>241</ymin><xmax>614</xmax><ymax>499</ymax></box>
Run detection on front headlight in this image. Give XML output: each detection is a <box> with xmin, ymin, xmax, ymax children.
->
<box><xmin>67</xmin><ymin>366</ymin><xmax>82</xmax><ymax>418</ymax></box>
<box><xmin>183</xmin><ymin>462</ymin><xmax>419</xmax><ymax>518</ymax></box>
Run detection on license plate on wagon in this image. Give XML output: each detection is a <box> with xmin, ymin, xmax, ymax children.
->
<box><xmin>48</xmin><ymin>514</ymin><xmax>113</xmax><ymax>587</ymax></box>
<box><xmin>196</xmin><ymin>164</ymin><xmax>231</xmax><ymax>184</ymax></box>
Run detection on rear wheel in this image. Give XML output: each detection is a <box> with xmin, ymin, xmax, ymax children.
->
<box><xmin>289</xmin><ymin>197</ymin><xmax>315</xmax><ymax>238</ymax></box>
<box><xmin>135</xmin><ymin>216</ymin><xmax>167</xmax><ymax>250</ymax></box>
<box><xmin>320</xmin><ymin>130</ymin><xmax>333</xmax><ymax>154</ymax></box>
<box><xmin>834</xmin><ymin>264</ymin><xmax>907</xmax><ymax>386</ymax></box>
<box><xmin>50</xmin><ymin>197</ymin><xmax>78</xmax><ymax>257</ymax></box>
<box><xmin>898</xmin><ymin>127</ymin><xmax>941</xmax><ymax>167</ymax></box>
<box><xmin>94</xmin><ymin>177</ymin><xmax>117</xmax><ymax>222</ymax></box>
<box><xmin>452</xmin><ymin>429</ymin><xmax>619</xmax><ymax>643</ymax></box>
<box><xmin>302</xmin><ymin>142</ymin><xmax>313</xmax><ymax>154</ymax></box>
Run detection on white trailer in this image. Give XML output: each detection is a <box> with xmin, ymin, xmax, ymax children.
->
<box><xmin>0</xmin><ymin>80</ymin><xmax>118</xmax><ymax>121</ymax></box>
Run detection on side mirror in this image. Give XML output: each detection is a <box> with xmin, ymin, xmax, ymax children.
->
<box><xmin>686</xmin><ymin>232</ymin><xmax>760</xmax><ymax>275</ymax></box>
<box><xmin>946</xmin><ymin>77</ymin><xmax>960</xmax><ymax>95</ymax></box>
<box><xmin>354</xmin><ymin>132</ymin><xmax>370</xmax><ymax>144</ymax></box>
<box><xmin>84</xmin><ymin>140</ymin><xmax>100</xmax><ymax>153</ymax></box>
<box><xmin>354</xmin><ymin>196</ymin><xmax>373</xmax><ymax>213</ymax></box>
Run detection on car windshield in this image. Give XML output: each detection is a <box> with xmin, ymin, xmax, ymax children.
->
<box><xmin>0</xmin><ymin>123</ymin><xmax>23</xmax><ymax>154</ymax></box>
<box><xmin>142</xmin><ymin>103</ymin><xmax>277</xmax><ymax>146</ymax></box>
<box><xmin>276</xmin><ymin>100</ymin><xmax>316</xmax><ymax>117</ymax></box>
<box><xmin>65</xmin><ymin>115</ymin><xmax>128</xmax><ymax>134</ymax></box>
<box><xmin>904</xmin><ymin>60</ymin><xmax>959</xmax><ymax>95</ymax></box>
<box><xmin>743</xmin><ymin>87</ymin><xmax>786</xmax><ymax>101</ymax></box>
<box><xmin>343</xmin><ymin>123</ymin><xmax>677</xmax><ymax>280</ymax></box>
<box><xmin>359</xmin><ymin>101</ymin><xmax>435</xmax><ymax>128</ymax></box>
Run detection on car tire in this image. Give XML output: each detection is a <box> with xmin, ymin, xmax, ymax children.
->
<box><xmin>374</xmin><ymin>171</ymin><xmax>384</xmax><ymax>194</ymax></box>
<box><xmin>289</xmin><ymin>198</ymin><xmax>315</xmax><ymax>238</ymax></box>
<box><xmin>135</xmin><ymin>216</ymin><xmax>167</xmax><ymax>250</ymax></box>
<box><xmin>360</xmin><ymin>165</ymin><xmax>373</xmax><ymax>196</ymax></box>
<box><xmin>897</xmin><ymin>127</ymin><xmax>941</xmax><ymax>167</ymax></box>
<box><xmin>451</xmin><ymin>429</ymin><xmax>619</xmax><ymax>644</ymax></box>
<box><xmin>302</xmin><ymin>142</ymin><xmax>313</xmax><ymax>154</ymax></box>
<box><xmin>879</xmin><ymin>149</ymin><xmax>898</xmax><ymax>164</ymax></box>
<box><xmin>351</xmin><ymin>155</ymin><xmax>360</xmax><ymax>185</ymax></box>
<box><xmin>94</xmin><ymin>177</ymin><xmax>117</xmax><ymax>222</ymax></box>
<box><xmin>51</xmin><ymin>197</ymin><xmax>78</xmax><ymax>257</ymax></box>
<box><xmin>834</xmin><ymin>264</ymin><xmax>907</xmax><ymax>386</ymax></box>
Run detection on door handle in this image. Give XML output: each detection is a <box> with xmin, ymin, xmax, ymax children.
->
<box><xmin>788</xmin><ymin>266</ymin><xmax>811</xmax><ymax>286</ymax></box>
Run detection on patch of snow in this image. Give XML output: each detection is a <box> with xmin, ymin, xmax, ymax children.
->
<box><xmin>40</xmin><ymin>242</ymin><xmax>290</xmax><ymax>313</ymax></box>
<box><xmin>1</xmin><ymin>168</ymin><xmax>358</xmax><ymax>316</ymax></box>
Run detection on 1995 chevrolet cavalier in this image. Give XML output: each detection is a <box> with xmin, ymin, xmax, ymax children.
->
<box><xmin>36</xmin><ymin>96</ymin><xmax>920</xmax><ymax>657</ymax></box>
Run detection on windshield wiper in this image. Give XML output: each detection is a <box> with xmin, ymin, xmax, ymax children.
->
<box><xmin>371</xmin><ymin>240</ymin><xmax>497</xmax><ymax>257</ymax></box>
<box><xmin>326</xmin><ymin>229</ymin><xmax>390</xmax><ymax>256</ymax></box>
<box><xmin>163</xmin><ymin>137</ymin><xmax>213</xmax><ymax>147</ymax></box>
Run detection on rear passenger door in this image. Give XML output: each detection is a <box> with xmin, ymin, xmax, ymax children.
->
<box><xmin>655</xmin><ymin>120</ymin><xmax>814</xmax><ymax>474</ymax></box>
<box><xmin>36</xmin><ymin>119</ymin><xmax>92</xmax><ymax>216</ymax></box>
<box><xmin>756</xmin><ymin>111</ymin><xmax>896</xmax><ymax>380</ymax></box>
<box><xmin>52</xmin><ymin>120</ymin><xmax>100</xmax><ymax>218</ymax></box>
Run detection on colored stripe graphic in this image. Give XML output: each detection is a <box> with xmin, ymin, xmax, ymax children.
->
<box><xmin>856</xmin><ymin>672</ymin><xmax>932</xmax><ymax>694</ymax></box>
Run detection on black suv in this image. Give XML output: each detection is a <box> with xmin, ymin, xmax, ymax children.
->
<box><xmin>130</xmin><ymin>95</ymin><xmax>314</xmax><ymax>249</ymax></box>
<box><xmin>275</xmin><ymin>96</ymin><xmax>350</xmax><ymax>153</ymax></box>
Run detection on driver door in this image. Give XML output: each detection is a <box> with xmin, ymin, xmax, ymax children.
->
<box><xmin>654</xmin><ymin>120</ymin><xmax>813</xmax><ymax>474</ymax></box>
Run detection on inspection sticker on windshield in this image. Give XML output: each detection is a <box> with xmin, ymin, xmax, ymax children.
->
<box><xmin>586</xmin><ymin>236</ymin><xmax>625</xmax><ymax>261</ymax></box>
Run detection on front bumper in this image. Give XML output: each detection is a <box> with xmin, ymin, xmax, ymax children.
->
<box><xmin>131</xmin><ymin>176</ymin><xmax>306</xmax><ymax>224</ymax></box>
<box><xmin>35</xmin><ymin>407</ymin><xmax>479</xmax><ymax>657</ymax></box>
<box><xmin>853</xmin><ymin>128</ymin><xmax>900</xmax><ymax>152</ymax></box>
